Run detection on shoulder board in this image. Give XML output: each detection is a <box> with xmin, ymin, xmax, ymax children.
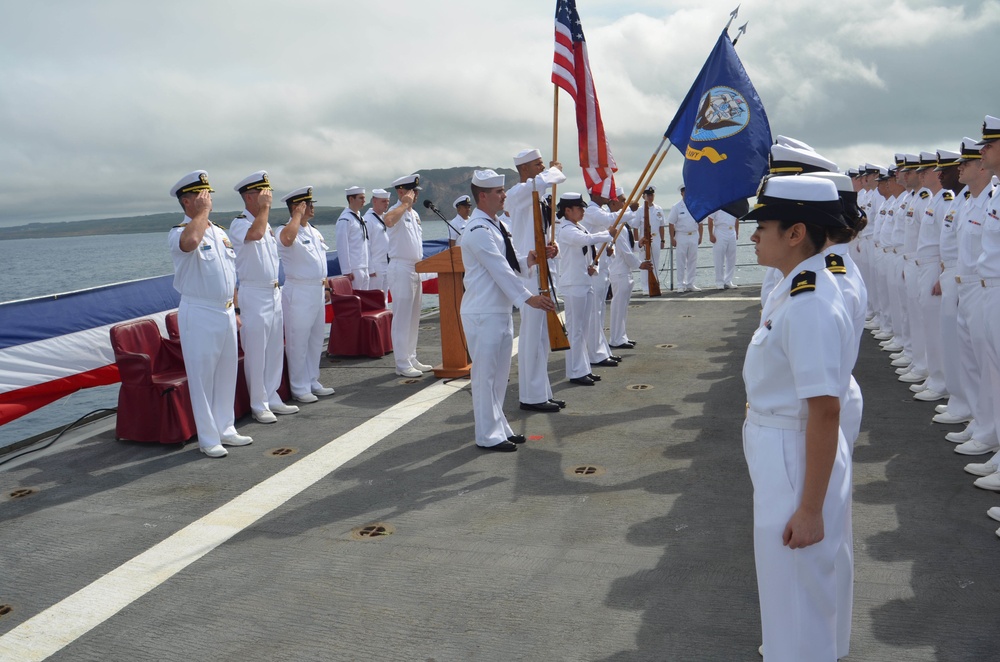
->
<box><xmin>173</xmin><ymin>223</ymin><xmax>188</xmax><ymax>228</ymax></box>
<box><xmin>234</xmin><ymin>213</ymin><xmax>246</xmax><ymax>219</ymax></box>
<box><xmin>965</xmin><ymin>190</ymin><xmax>972</xmax><ymax>199</ymax></box>
<box><xmin>943</xmin><ymin>191</ymin><xmax>954</xmax><ymax>201</ymax></box>
<box><xmin>920</xmin><ymin>190</ymin><xmax>930</xmax><ymax>199</ymax></box>
<box><xmin>825</xmin><ymin>253</ymin><xmax>847</xmax><ymax>275</ymax></box>
<box><xmin>790</xmin><ymin>270</ymin><xmax>817</xmax><ymax>296</ymax></box>
<box><xmin>212</xmin><ymin>221</ymin><xmax>228</xmax><ymax>231</ymax></box>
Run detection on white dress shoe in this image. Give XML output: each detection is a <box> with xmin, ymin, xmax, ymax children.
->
<box><xmin>312</xmin><ymin>385</ymin><xmax>336</xmax><ymax>396</ymax></box>
<box><xmin>913</xmin><ymin>389</ymin><xmax>947</xmax><ymax>402</ymax></box>
<box><xmin>889</xmin><ymin>351</ymin><xmax>906</xmax><ymax>360</ymax></box>
<box><xmin>294</xmin><ymin>392</ymin><xmax>319</xmax><ymax>403</ymax></box>
<box><xmin>864</xmin><ymin>319</ymin><xmax>880</xmax><ymax>330</ymax></box>
<box><xmin>411</xmin><ymin>361</ymin><xmax>434</xmax><ymax>372</ymax></box>
<box><xmin>891</xmin><ymin>357</ymin><xmax>911</xmax><ymax>367</ymax></box>
<box><xmin>934</xmin><ymin>412</ymin><xmax>972</xmax><ymax>425</ymax></box>
<box><xmin>882</xmin><ymin>343</ymin><xmax>903</xmax><ymax>352</ymax></box>
<box><xmin>964</xmin><ymin>462</ymin><xmax>998</xmax><ymax>477</ymax></box>
<box><xmin>935</xmin><ymin>404</ymin><xmax>949</xmax><ymax>414</ymax></box>
<box><xmin>396</xmin><ymin>367</ymin><xmax>423</xmax><ymax>378</ymax></box>
<box><xmin>909</xmin><ymin>383</ymin><xmax>928</xmax><ymax>393</ymax></box>
<box><xmin>252</xmin><ymin>409</ymin><xmax>278</xmax><ymax>424</ymax></box>
<box><xmin>895</xmin><ymin>367</ymin><xmax>911</xmax><ymax>375</ymax></box>
<box><xmin>689</xmin><ymin>284</ymin><xmax>702</xmax><ymax>292</ymax></box>
<box><xmin>987</xmin><ymin>507</ymin><xmax>1000</xmax><ymax>523</ymax></box>
<box><xmin>898</xmin><ymin>371</ymin><xmax>926</xmax><ymax>383</ymax></box>
<box><xmin>945</xmin><ymin>429</ymin><xmax>974</xmax><ymax>443</ymax></box>
<box><xmin>221</xmin><ymin>433</ymin><xmax>253</xmax><ymax>446</ymax></box>
<box><xmin>269</xmin><ymin>402</ymin><xmax>300</xmax><ymax>415</ymax></box>
<box><xmin>758</xmin><ymin>644</ymin><xmax>763</xmax><ymax>656</ymax></box>
<box><xmin>725</xmin><ymin>282</ymin><xmax>738</xmax><ymax>289</ymax></box>
<box><xmin>956</xmin><ymin>439</ymin><xmax>1000</xmax><ymax>456</ymax></box>
<box><xmin>873</xmin><ymin>331</ymin><xmax>893</xmax><ymax>340</ymax></box>
<box><xmin>199</xmin><ymin>444</ymin><xmax>228</xmax><ymax>458</ymax></box>
<box><xmin>973</xmin><ymin>472</ymin><xmax>1000</xmax><ymax>491</ymax></box>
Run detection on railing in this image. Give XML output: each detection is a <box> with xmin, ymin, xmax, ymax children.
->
<box><xmin>660</xmin><ymin>238</ymin><xmax>762</xmax><ymax>291</ymax></box>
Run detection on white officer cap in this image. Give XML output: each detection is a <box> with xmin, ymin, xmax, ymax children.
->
<box><xmin>744</xmin><ymin>175</ymin><xmax>846</xmax><ymax>227</ymax></box>
<box><xmin>978</xmin><ymin>115</ymin><xmax>1000</xmax><ymax>146</ymax></box>
<box><xmin>678</xmin><ymin>184</ymin><xmax>686</xmax><ymax>192</ymax></box>
<box><xmin>345</xmin><ymin>186</ymin><xmax>365</xmax><ymax>197</ymax></box>
<box><xmin>877</xmin><ymin>166</ymin><xmax>890</xmax><ymax>179</ymax></box>
<box><xmin>893</xmin><ymin>154</ymin><xmax>907</xmax><ymax>168</ymax></box>
<box><xmin>453</xmin><ymin>195</ymin><xmax>472</xmax><ymax>208</ymax></box>
<box><xmin>806</xmin><ymin>171</ymin><xmax>853</xmax><ymax>194</ymax></box>
<box><xmin>472</xmin><ymin>169</ymin><xmax>505</xmax><ymax>188</ymax></box>
<box><xmin>902</xmin><ymin>153</ymin><xmax>921</xmax><ymax>170</ymax></box>
<box><xmin>281</xmin><ymin>186</ymin><xmax>315</xmax><ymax>204</ymax></box>
<box><xmin>864</xmin><ymin>162</ymin><xmax>882</xmax><ymax>174</ymax></box>
<box><xmin>234</xmin><ymin>171</ymin><xmax>271</xmax><ymax>193</ymax></box>
<box><xmin>514</xmin><ymin>148</ymin><xmax>543</xmax><ymax>166</ymax></box>
<box><xmin>769</xmin><ymin>144</ymin><xmax>838</xmax><ymax>174</ymax></box>
<box><xmin>371</xmin><ymin>188</ymin><xmax>390</xmax><ymax>199</ymax></box>
<box><xmin>916</xmin><ymin>151</ymin><xmax>938</xmax><ymax>171</ymax></box>
<box><xmin>958</xmin><ymin>137</ymin><xmax>983</xmax><ymax>163</ymax></box>
<box><xmin>392</xmin><ymin>173</ymin><xmax>421</xmax><ymax>190</ymax></box>
<box><xmin>934</xmin><ymin>149</ymin><xmax>960</xmax><ymax>171</ymax></box>
<box><xmin>774</xmin><ymin>135</ymin><xmax>815</xmax><ymax>152</ymax></box>
<box><xmin>170</xmin><ymin>170</ymin><xmax>214</xmax><ymax>197</ymax></box>
<box><xmin>846</xmin><ymin>168</ymin><xmax>859</xmax><ymax>177</ymax></box>
<box><xmin>644</xmin><ymin>185</ymin><xmax>656</xmax><ymax>194</ymax></box>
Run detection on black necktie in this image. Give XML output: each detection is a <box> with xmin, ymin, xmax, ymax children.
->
<box><xmin>352</xmin><ymin>212</ymin><xmax>369</xmax><ymax>240</ymax></box>
<box><xmin>627</xmin><ymin>228</ymin><xmax>634</xmax><ymax>248</ymax></box>
<box><xmin>489</xmin><ymin>219</ymin><xmax>521</xmax><ymax>273</ymax></box>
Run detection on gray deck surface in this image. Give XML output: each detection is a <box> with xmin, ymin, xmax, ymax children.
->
<box><xmin>1</xmin><ymin>286</ymin><xmax>998</xmax><ymax>661</ymax></box>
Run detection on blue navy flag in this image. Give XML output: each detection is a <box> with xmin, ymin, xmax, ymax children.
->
<box><xmin>664</xmin><ymin>30</ymin><xmax>771</xmax><ymax>222</ymax></box>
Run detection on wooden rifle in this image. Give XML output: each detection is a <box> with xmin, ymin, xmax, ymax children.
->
<box><xmin>642</xmin><ymin>203</ymin><xmax>661</xmax><ymax>297</ymax></box>
<box><xmin>533</xmin><ymin>190</ymin><xmax>570</xmax><ymax>351</ymax></box>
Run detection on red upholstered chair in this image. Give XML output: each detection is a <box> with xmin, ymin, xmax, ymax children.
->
<box><xmin>327</xmin><ymin>276</ymin><xmax>393</xmax><ymax>358</ymax></box>
<box><xmin>110</xmin><ymin>318</ymin><xmax>196</xmax><ymax>444</ymax></box>
<box><xmin>164</xmin><ymin>311</ymin><xmax>180</xmax><ymax>340</ymax></box>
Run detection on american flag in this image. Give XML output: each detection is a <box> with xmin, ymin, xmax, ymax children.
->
<box><xmin>552</xmin><ymin>0</ymin><xmax>618</xmax><ymax>198</ymax></box>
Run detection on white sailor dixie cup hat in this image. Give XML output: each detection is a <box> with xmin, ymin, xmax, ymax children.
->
<box><xmin>234</xmin><ymin>171</ymin><xmax>271</xmax><ymax>193</ymax></box>
<box><xmin>392</xmin><ymin>174</ymin><xmax>421</xmax><ymax>190</ymax></box>
<box><xmin>345</xmin><ymin>186</ymin><xmax>365</xmax><ymax>197</ymax></box>
<box><xmin>472</xmin><ymin>169</ymin><xmax>505</xmax><ymax>188</ymax></box>
<box><xmin>514</xmin><ymin>148</ymin><xmax>543</xmax><ymax>166</ymax></box>
<box><xmin>453</xmin><ymin>195</ymin><xmax>472</xmax><ymax>208</ymax></box>
<box><xmin>958</xmin><ymin>137</ymin><xmax>983</xmax><ymax>163</ymax></box>
<box><xmin>978</xmin><ymin>115</ymin><xmax>1000</xmax><ymax>146</ymax></box>
<box><xmin>281</xmin><ymin>186</ymin><xmax>315</xmax><ymax>204</ymax></box>
<box><xmin>171</xmin><ymin>170</ymin><xmax>214</xmax><ymax>197</ymax></box>
<box><xmin>371</xmin><ymin>188</ymin><xmax>390</xmax><ymax>200</ymax></box>
<box><xmin>742</xmin><ymin>175</ymin><xmax>847</xmax><ymax>228</ymax></box>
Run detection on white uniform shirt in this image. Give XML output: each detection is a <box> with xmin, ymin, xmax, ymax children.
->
<box><xmin>915</xmin><ymin>189</ymin><xmax>945</xmax><ymax>258</ymax></box>
<box><xmin>957</xmin><ymin>185</ymin><xmax>995</xmax><ymax>277</ymax></box>
<box><xmin>229</xmin><ymin>210</ymin><xmax>280</xmax><ymax>285</ymax></box>
<box><xmin>363</xmin><ymin>208</ymin><xmax>389</xmax><ymax>267</ymax></box>
<box><xmin>938</xmin><ymin>187</ymin><xmax>965</xmax><ymax>265</ymax></box>
<box><xmin>710</xmin><ymin>209</ymin><xmax>738</xmax><ymax>234</ymax></box>
<box><xmin>610</xmin><ymin>227</ymin><xmax>642</xmax><ymax>277</ymax></box>
<box><xmin>459</xmin><ymin>209</ymin><xmax>532</xmax><ymax>314</ymax></box>
<box><xmin>889</xmin><ymin>192</ymin><xmax>912</xmax><ymax>248</ymax></box>
<box><xmin>667</xmin><ymin>200</ymin><xmax>699</xmax><ymax>233</ymax></box>
<box><xmin>875</xmin><ymin>195</ymin><xmax>897</xmax><ymax>247</ymax></box>
<box><xmin>745</xmin><ymin>254</ymin><xmax>852</xmax><ymax>420</ymax></box>
<box><xmin>629</xmin><ymin>202</ymin><xmax>665</xmax><ymax>238</ymax></box>
<box><xmin>976</xmin><ymin>185</ymin><xmax>1000</xmax><ymax>279</ymax></box>
<box><xmin>447</xmin><ymin>215</ymin><xmax>468</xmax><ymax>243</ymax></box>
<box><xmin>169</xmin><ymin>219</ymin><xmax>237</xmax><ymax>302</ymax></box>
<box><xmin>276</xmin><ymin>222</ymin><xmax>328</xmax><ymax>282</ymax></box>
<box><xmin>505</xmin><ymin>167</ymin><xmax>567</xmax><ymax>264</ymax></box>
<box><xmin>335</xmin><ymin>208</ymin><xmax>370</xmax><ymax>274</ymax></box>
<box><xmin>386</xmin><ymin>202</ymin><xmax>423</xmax><ymax>262</ymax></box>
<box><xmin>902</xmin><ymin>189</ymin><xmax>931</xmax><ymax>255</ymax></box>
<box><xmin>556</xmin><ymin>220</ymin><xmax>613</xmax><ymax>288</ymax></box>
<box><xmin>582</xmin><ymin>201</ymin><xmax>617</xmax><ymax>235</ymax></box>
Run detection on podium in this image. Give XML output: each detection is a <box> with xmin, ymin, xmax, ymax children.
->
<box><xmin>415</xmin><ymin>247</ymin><xmax>471</xmax><ymax>378</ymax></box>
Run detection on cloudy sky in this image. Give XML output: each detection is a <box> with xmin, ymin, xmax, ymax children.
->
<box><xmin>1</xmin><ymin>0</ymin><xmax>998</xmax><ymax>226</ymax></box>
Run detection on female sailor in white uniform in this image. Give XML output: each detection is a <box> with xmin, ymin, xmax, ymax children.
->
<box><xmin>742</xmin><ymin>176</ymin><xmax>853</xmax><ymax>662</ymax></box>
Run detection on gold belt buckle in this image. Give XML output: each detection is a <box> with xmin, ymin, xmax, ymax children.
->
<box><xmin>226</xmin><ymin>299</ymin><xmax>234</xmax><ymax>309</ymax></box>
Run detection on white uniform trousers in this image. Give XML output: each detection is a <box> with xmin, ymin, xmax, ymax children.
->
<box><xmin>957</xmin><ymin>282</ymin><xmax>997</xmax><ymax>445</ymax></box>
<box><xmin>588</xmin><ymin>262</ymin><xmax>612</xmax><ymax>363</ymax></box>
<box><xmin>916</xmin><ymin>260</ymin><xmax>946</xmax><ymax>393</ymax></box>
<box><xmin>743</xmin><ymin>416</ymin><xmax>851</xmax><ymax>662</ymax></box>
<box><xmin>609</xmin><ymin>272</ymin><xmax>634</xmax><ymax>346</ymax></box>
<box><xmin>875</xmin><ymin>249</ymin><xmax>895</xmax><ymax>335</ymax></box>
<box><xmin>675</xmin><ymin>232</ymin><xmax>699</xmax><ymax>288</ymax></box>
<box><xmin>563</xmin><ymin>284</ymin><xmax>595</xmax><ymax>379</ymax></box>
<box><xmin>349</xmin><ymin>269</ymin><xmax>370</xmax><ymax>291</ymax></box>
<box><xmin>178</xmin><ymin>299</ymin><xmax>238</xmax><ymax>448</ymax></box>
<box><xmin>641</xmin><ymin>243</ymin><xmax>661</xmax><ymax>294</ymax></box>
<box><xmin>712</xmin><ymin>229</ymin><xmax>737</xmax><ymax>287</ymax></box>
<box><xmin>516</xmin><ymin>276</ymin><xmax>554</xmax><ymax>405</ymax></box>
<box><xmin>388</xmin><ymin>259</ymin><xmax>422</xmax><ymax>372</ymax></box>
<box><xmin>369</xmin><ymin>256</ymin><xmax>389</xmax><ymax>297</ymax></box>
<box><xmin>238</xmin><ymin>284</ymin><xmax>286</xmax><ymax>413</ymax></box>
<box><xmin>282</xmin><ymin>281</ymin><xmax>327</xmax><ymax>398</ymax></box>
<box><xmin>902</xmin><ymin>258</ymin><xmax>927</xmax><ymax>375</ymax></box>
<box><xmin>980</xmin><ymin>284</ymin><xmax>1000</xmax><ymax>454</ymax></box>
<box><xmin>888</xmin><ymin>254</ymin><xmax>910</xmax><ymax>351</ymax></box>
<box><xmin>462</xmin><ymin>312</ymin><xmax>514</xmax><ymax>447</ymax></box>
<box><xmin>939</xmin><ymin>266</ymin><xmax>972</xmax><ymax>418</ymax></box>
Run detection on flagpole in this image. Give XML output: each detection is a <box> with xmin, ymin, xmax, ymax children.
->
<box><xmin>550</xmin><ymin>85</ymin><xmax>560</xmax><ymax>243</ymax></box>
<box><xmin>607</xmin><ymin>145</ymin><xmax>670</xmax><ymax>246</ymax></box>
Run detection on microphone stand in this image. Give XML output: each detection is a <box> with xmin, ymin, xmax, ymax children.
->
<box><xmin>422</xmin><ymin>200</ymin><xmax>463</xmax><ymax>238</ymax></box>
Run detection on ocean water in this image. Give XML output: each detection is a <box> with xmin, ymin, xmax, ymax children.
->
<box><xmin>0</xmin><ymin>223</ymin><xmax>764</xmax><ymax>449</ymax></box>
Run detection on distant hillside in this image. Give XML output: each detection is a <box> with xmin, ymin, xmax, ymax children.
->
<box><xmin>0</xmin><ymin>166</ymin><xmax>518</xmax><ymax>240</ymax></box>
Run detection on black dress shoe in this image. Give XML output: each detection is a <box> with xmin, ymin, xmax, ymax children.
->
<box><xmin>591</xmin><ymin>358</ymin><xmax>618</xmax><ymax>367</ymax></box>
<box><xmin>480</xmin><ymin>440</ymin><xmax>517</xmax><ymax>452</ymax></box>
<box><xmin>569</xmin><ymin>376</ymin><xmax>595</xmax><ymax>386</ymax></box>
<box><xmin>609</xmin><ymin>342</ymin><xmax>635</xmax><ymax>349</ymax></box>
<box><xmin>507</xmin><ymin>434</ymin><xmax>527</xmax><ymax>444</ymax></box>
<box><xmin>588</xmin><ymin>373</ymin><xmax>602</xmax><ymax>381</ymax></box>
<box><xmin>520</xmin><ymin>401</ymin><xmax>560</xmax><ymax>412</ymax></box>
<box><xmin>609</xmin><ymin>355</ymin><xmax>623</xmax><ymax>362</ymax></box>
<box><xmin>548</xmin><ymin>398</ymin><xmax>566</xmax><ymax>409</ymax></box>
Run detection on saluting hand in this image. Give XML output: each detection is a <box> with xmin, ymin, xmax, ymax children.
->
<box><xmin>398</xmin><ymin>189</ymin><xmax>417</xmax><ymax>209</ymax></box>
<box><xmin>189</xmin><ymin>190</ymin><xmax>212</xmax><ymax>219</ymax></box>
<box><xmin>257</xmin><ymin>188</ymin><xmax>273</xmax><ymax>211</ymax></box>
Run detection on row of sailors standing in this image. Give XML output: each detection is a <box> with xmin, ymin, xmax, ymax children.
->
<box><xmin>850</xmin><ymin>115</ymin><xmax>1000</xmax><ymax>537</ymax></box>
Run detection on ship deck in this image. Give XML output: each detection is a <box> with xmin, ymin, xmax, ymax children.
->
<box><xmin>1</xmin><ymin>286</ymin><xmax>997</xmax><ymax>661</ymax></box>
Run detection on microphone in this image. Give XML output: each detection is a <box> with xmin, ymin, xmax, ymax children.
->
<box><xmin>422</xmin><ymin>199</ymin><xmax>461</xmax><ymax>235</ymax></box>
